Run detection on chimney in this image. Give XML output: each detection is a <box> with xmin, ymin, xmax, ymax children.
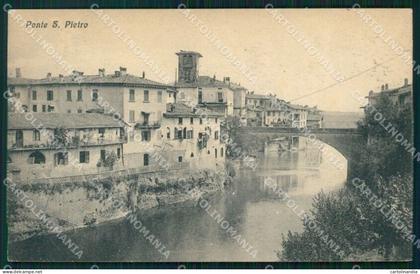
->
<box><xmin>98</xmin><ymin>68</ymin><xmax>105</xmax><ymax>77</ymax></box>
<box><xmin>72</xmin><ymin>70</ymin><xmax>84</xmax><ymax>76</ymax></box>
<box><xmin>47</xmin><ymin>72</ymin><xmax>52</xmax><ymax>80</ymax></box>
<box><xmin>15</xmin><ymin>68</ymin><xmax>21</xmax><ymax>78</ymax></box>
<box><xmin>115</xmin><ymin>70</ymin><xmax>121</xmax><ymax>77</ymax></box>
<box><xmin>404</xmin><ymin>78</ymin><xmax>408</xmax><ymax>86</ymax></box>
<box><xmin>119</xmin><ymin>67</ymin><xmax>127</xmax><ymax>76</ymax></box>
<box><xmin>142</xmin><ymin>71</ymin><xmax>145</xmax><ymax>78</ymax></box>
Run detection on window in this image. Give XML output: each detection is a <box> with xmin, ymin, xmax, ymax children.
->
<box><xmin>186</xmin><ymin>129</ymin><xmax>194</xmax><ymax>139</ymax></box>
<box><xmin>77</xmin><ymin>109</ymin><xmax>82</xmax><ymax>113</ymax></box>
<box><xmin>100</xmin><ymin>150</ymin><xmax>106</xmax><ymax>161</ymax></box>
<box><xmin>32</xmin><ymin>105</ymin><xmax>37</xmax><ymax>112</ymax></box>
<box><xmin>144</xmin><ymin>90</ymin><xmax>149</xmax><ymax>102</ymax></box>
<box><xmin>142</xmin><ymin>112</ymin><xmax>149</xmax><ymax>125</ymax></box>
<box><xmin>15</xmin><ymin>130</ymin><xmax>23</xmax><ymax>147</ymax></box>
<box><xmin>117</xmin><ymin>148</ymin><xmax>121</xmax><ymax>159</ymax></box>
<box><xmin>54</xmin><ymin>152</ymin><xmax>68</xmax><ymax>165</ymax></box>
<box><xmin>42</xmin><ymin>105</ymin><xmax>46</xmax><ymax>112</ymax></box>
<box><xmin>215</xmin><ymin>148</ymin><xmax>218</xmax><ymax>158</ymax></box>
<box><xmin>47</xmin><ymin>105</ymin><xmax>55</xmax><ymax>112</ymax></box>
<box><xmin>190</xmin><ymin>117</ymin><xmax>194</xmax><ymax>124</ymax></box>
<box><xmin>77</xmin><ymin>89</ymin><xmax>83</xmax><ymax>101</ymax></box>
<box><xmin>214</xmin><ymin>131</ymin><xmax>219</xmax><ymax>140</ymax></box>
<box><xmin>129</xmin><ymin>89</ymin><xmax>135</xmax><ymax>102</ymax></box>
<box><xmin>99</xmin><ymin>128</ymin><xmax>105</xmax><ymax>138</ymax></box>
<box><xmin>79</xmin><ymin>151</ymin><xmax>90</xmax><ymax>163</ymax></box>
<box><xmin>33</xmin><ymin>129</ymin><xmax>40</xmax><ymax>141</ymax></box>
<box><xmin>22</xmin><ymin>105</ymin><xmax>28</xmax><ymax>112</ymax></box>
<box><xmin>47</xmin><ymin>90</ymin><xmax>53</xmax><ymax>101</ymax></box>
<box><xmin>178</xmin><ymin>117</ymin><xmax>183</xmax><ymax>125</ymax></box>
<box><xmin>141</xmin><ymin>130</ymin><xmax>151</xmax><ymax>142</ymax></box>
<box><xmin>190</xmin><ymin>152</ymin><xmax>194</xmax><ymax>158</ymax></box>
<box><xmin>67</xmin><ymin>110</ymin><xmax>71</xmax><ymax>113</ymax></box>
<box><xmin>129</xmin><ymin>110</ymin><xmax>135</xmax><ymax>123</ymax></box>
<box><xmin>200</xmin><ymin>118</ymin><xmax>203</xmax><ymax>125</ymax></box>
<box><xmin>157</xmin><ymin>90</ymin><xmax>163</xmax><ymax>103</ymax></box>
<box><xmin>198</xmin><ymin>88</ymin><xmax>203</xmax><ymax>103</ymax></box>
<box><xmin>217</xmin><ymin>91</ymin><xmax>223</xmax><ymax>103</ymax></box>
<box><xmin>28</xmin><ymin>151</ymin><xmax>45</xmax><ymax>164</ymax></box>
<box><xmin>166</xmin><ymin>127</ymin><xmax>171</xmax><ymax>139</ymax></box>
<box><xmin>175</xmin><ymin>128</ymin><xmax>183</xmax><ymax>139</ymax></box>
<box><xmin>178</xmin><ymin>156</ymin><xmax>183</xmax><ymax>163</ymax></box>
<box><xmin>66</xmin><ymin>90</ymin><xmax>72</xmax><ymax>101</ymax></box>
<box><xmin>143</xmin><ymin>153</ymin><xmax>149</xmax><ymax>166</ymax></box>
<box><xmin>215</xmin><ymin>118</ymin><xmax>218</xmax><ymax>124</ymax></box>
<box><xmin>32</xmin><ymin>90</ymin><xmax>37</xmax><ymax>100</ymax></box>
<box><xmin>221</xmin><ymin>147</ymin><xmax>224</xmax><ymax>157</ymax></box>
<box><xmin>92</xmin><ymin>89</ymin><xmax>98</xmax><ymax>101</ymax></box>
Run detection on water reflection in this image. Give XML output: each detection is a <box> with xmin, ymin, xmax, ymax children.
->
<box><xmin>9</xmin><ymin>140</ymin><xmax>347</xmax><ymax>262</ymax></box>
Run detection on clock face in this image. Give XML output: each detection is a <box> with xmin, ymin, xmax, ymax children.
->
<box><xmin>183</xmin><ymin>55</ymin><xmax>193</xmax><ymax>66</ymax></box>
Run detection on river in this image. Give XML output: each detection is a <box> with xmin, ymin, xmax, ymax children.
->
<box><xmin>9</xmin><ymin>140</ymin><xmax>347</xmax><ymax>262</ymax></box>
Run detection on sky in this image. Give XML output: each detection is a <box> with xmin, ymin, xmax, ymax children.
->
<box><xmin>8</xmin><ymin>9</ymin><xmax>412</xmax><ymax>112</ymax></box>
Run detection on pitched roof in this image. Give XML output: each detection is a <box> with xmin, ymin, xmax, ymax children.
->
<box><xmin>8</xmin><ymin>113</ymin><xmax>123</xmax><ymax>130</ymax></box>
<box><xmin>176</xmin><ymin>50</ymin><xmax>203</xmax><ymax>57</ymax></box>
<box><xmin>164</xmin><ymin>103</ymin><xmax>223</xmax><ymax>118</ymax></box>
<box><xmin>8</xmin><ymin>73</ymin><xmax>171</xmax><ymax>88</ymax></box>
<box><xmin>307</xmin><ymin>113</ymin><xmax>323</xmax><ymax>120</ymax></box>
<box><xmin>246</xmin><ymin>94</ymin><xmax>272</xmax><ymax>100</ymax></box>
<box><xmin>176</xmin><ymin>75</ymin><xmax>247</xmax><ymax>91</ymax></box>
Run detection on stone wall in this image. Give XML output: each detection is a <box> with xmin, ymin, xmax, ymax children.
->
<box><xmin>8</xmin><ymin>168</ymin><xmax>230</xmax><ymax>242</ymax></box>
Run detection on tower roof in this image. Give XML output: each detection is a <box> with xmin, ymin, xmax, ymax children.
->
<box><xmin>176</xmin><ymin>50</ymin><xmax>202</xmax><ymax>57</ymax></box>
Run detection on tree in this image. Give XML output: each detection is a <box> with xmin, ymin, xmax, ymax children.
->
<box><xmin>281</xmin><ymin>93</ymin><xmax>413</xmax><ymax>261</ymax></box>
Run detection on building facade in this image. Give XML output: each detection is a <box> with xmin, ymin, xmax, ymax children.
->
<box><xmin>366</xmin><ymin>78</ymin><xmax>412</xmax><ymax>110</ymax></box>
<box><xmin>8</xmin><ymin>67</ymin><xmax>176</xmax><ymax>170</ymax></box>
<box><xmin>8</xmin><ymin>113</ymin><xmax>124</xmax><ymax>181</ymax></box>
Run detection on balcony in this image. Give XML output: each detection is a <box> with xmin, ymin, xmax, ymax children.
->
<box><xmin>8</xmin><ymin>136</ymin><xmax>125</xmax><ymax>151</ymax></box>
<box><xmin>134</xmin><ymin>121</ymin><xmax>161</xmax><ymax>129</ymax></box>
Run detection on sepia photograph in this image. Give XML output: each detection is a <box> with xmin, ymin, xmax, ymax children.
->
<box><xmin>3</xmin><ymin>4</ymin><xmax>416</xmax><ymax>267</ymax></box>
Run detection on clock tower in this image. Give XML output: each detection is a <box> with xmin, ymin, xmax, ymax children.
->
<box><xmin>176</xmin><ymin>51</ymin><xmax>202</xmax><ymax>83</ymax></box>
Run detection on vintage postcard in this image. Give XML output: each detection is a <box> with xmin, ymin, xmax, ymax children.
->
<box><xmin>5</xmin><ymin>7</ymin><xmax>414</xmax><ymax>264</ymax></box>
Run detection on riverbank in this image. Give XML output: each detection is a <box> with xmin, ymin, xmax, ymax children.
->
<box><xmin>8</xmin><ymin>168</ymin><xmax>232</xmax><ymax>243</ymax></box>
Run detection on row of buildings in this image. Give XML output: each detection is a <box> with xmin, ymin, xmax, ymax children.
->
<box><xmin>7</xmin><ymin>50</ymin><xmax>321</xmax><ymax>181</ymax></box>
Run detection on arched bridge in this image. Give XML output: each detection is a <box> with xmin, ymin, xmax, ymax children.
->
<box><xmin>235</xmin><ymin>126</ymin><xmax>364</xmax><ymax>160</ymax></box>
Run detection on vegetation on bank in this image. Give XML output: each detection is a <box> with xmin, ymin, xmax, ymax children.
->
<box><xmin>280</xmin><ymin>94</ymin><xmax>413</xmax><ymax>261</ymax></box>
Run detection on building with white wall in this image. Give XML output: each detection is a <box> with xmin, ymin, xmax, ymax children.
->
<box><xmin>8</xmin><ymin>113</ymin><xmax>124</xmax><ymax>181</ymax></box>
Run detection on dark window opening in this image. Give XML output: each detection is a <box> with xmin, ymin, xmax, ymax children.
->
<box><xmin>28</xmin><ymin>151</ymin><xmax>46</xmax><ymax>164</ymax></box>
<box><xmin>33</xmin><ymin>129</ymin><xmax>40</xmax><ymax>141</ymax></box>
<box><xmin>66</xmin><ymin>90</ymin><xmax>72</xmax><ymax>101</ymax></box>
<box><xmin>79</xmin><ymin>151</ymin><xmax>90</xmax><ymax>163</ymax></box>
<box><xmin>54</xmin><ymin>152</ymin><xmax>68</xmax><ymax>165</ymax></box>
<box><xmin>77</xmin><ymin>89</ymin><xmax>83</xmax><ymax>101</ymax></box>
<box><xmin>47</xmin><ymin>90</ymin><xmax>54</xmax><ymax>101</ymax></box>
<box><xmin>100</xmin><ymin>150</ymin><xmax>106</xmax><ymax>161</ymax></box>
<box><xmin>92</xmin><ymin>90</ymin><xmax>98</xmax><ymax>101</ymax></box>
